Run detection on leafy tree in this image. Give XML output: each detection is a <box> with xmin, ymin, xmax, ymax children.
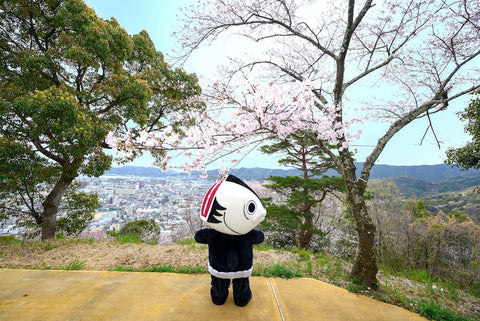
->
<box><xmin>0</xmin><ymin>0</ymin><xmax>203</xmax><ymax>239</ymax></box>
<box><xmin>261</xmin><ymin>133</ymin><xmax>344</xmax><ymax>250</ymax></box>
<box><xmin>446</xmin><ymin>91</ymin><xmax>480</xmax><ymax>170</ymax></box>
<box><xmin>404</xmin><ymin>200</ymin><xmax>430</xmax><ymax>220</ymax></box>
<box><xmin>175</xmin><ymin>0</ymin><xmax>480</xmax><ymax>288</ymax></box>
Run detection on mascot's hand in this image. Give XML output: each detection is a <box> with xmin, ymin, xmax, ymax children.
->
<box><xmin>251</xmin><ymin>230</ymin><xmax>265</xmax><ymax>245</ymax></box>
<box><xmin>195</xmin><ymin>228</ymin><xmax>211</xmax><ymax>244</ymax></box>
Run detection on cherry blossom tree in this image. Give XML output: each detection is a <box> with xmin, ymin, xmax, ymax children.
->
<box><xmin>169</xmin><ymin>0</ymin><xmax>480</xmax><ymax>288</ymax></box>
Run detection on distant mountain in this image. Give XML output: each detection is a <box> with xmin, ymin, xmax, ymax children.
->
<box><xmin>382</xmin><ymin>173</ymin><xmax>480</xmax><ymax>198</ymax></box>
<box><xmin>105</xmin><ymin>163</ymin><xmax>480</xmax><ymax>182</ymax></box>
<box><xmin>365</xmin><ymin>163</ymin><xmax>475</xmax><ymax>181</ymax></box>
<box><xmin>105</xmin><ymin>163</ymin><xmax>479</xmax><ymax>182</ymax></box>
<box><xmin>207</xmin><ymin>167</ymin><xmax>304</xmax><ymax>181</ymax></box>
<box><xmin>104</xmin><ymin>166</ymin><xmax>180</xmax><ymax>178</ymax></box>
<box><xmin>225</xmin><ymin>163</ymin><xmax>478</xmax><ymax>182</ymax></box>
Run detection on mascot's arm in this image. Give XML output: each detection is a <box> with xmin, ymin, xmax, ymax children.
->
<box><xmin>195</xmin><ymin>228</ymin><xmax>212</xmax><ymax>244</ymax></box>
<box><xmin>250</xmin><ymin>230</ymin><xmax>265</xmax><ymax>245</ymax></box>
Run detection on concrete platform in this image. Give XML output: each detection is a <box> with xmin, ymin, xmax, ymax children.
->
<box><xmin>0</xmin><ymin>269</ymin><xmax>426</xmax><ymax>320</ymax></box>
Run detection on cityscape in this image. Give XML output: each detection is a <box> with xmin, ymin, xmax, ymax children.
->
<box><xmin>78</xmin><ymin>174</ymin><xmax>211</xmax><ymax>242</ymax></box>
<box><xmin>0</xmin><ymin>173</ymin><xmax>213</xmax><ymax>242</ymax></box>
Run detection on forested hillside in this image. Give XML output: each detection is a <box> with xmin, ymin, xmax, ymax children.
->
<box><xmin>385</xmin><ymin>173</ymin><xmax>480</xmax><ymax>197</ymax></box>
<box><xmin>422</xmin><ymin>188</ymin><xmax>480</xmax><ymax>224</ymax></box>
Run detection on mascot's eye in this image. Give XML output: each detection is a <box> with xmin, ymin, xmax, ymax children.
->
<box><xmin>245</xmin><ymin>201</ymin><xmax>256</xmax><ymax>215</ymax></box>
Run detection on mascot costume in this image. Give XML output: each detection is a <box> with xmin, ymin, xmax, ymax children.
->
<box><xmin>195</xmin><ymin>174</ymin><xmax>266</xmax><ymax>306</ymax></box>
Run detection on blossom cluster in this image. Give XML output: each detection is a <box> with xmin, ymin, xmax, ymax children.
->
<box><xmin>105</xmin><ymin>73</ymin><xmax>369</xmax><ymax>173</ymax></box>
<box><xmin>109</xmin><ymin>0</ymin><xmax>480</xmax><ymax>174</ymax></box>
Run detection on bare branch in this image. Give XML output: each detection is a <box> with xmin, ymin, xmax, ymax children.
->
<box><xmin>420</xmin><ymin>110</ymin><xmax>441</xmax><ymax>149</ymax></box>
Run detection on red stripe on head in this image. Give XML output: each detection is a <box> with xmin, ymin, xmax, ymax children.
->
<box><xmin>201</xmin><ymin>177</ymin><xmax>226</xmax><ymax>218</ymax></box>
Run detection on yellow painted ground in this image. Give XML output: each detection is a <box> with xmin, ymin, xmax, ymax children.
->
<box><xmin>0</xmin><ymin>269</ymin><xmax>426</xmax><ymax>321</ymax></box>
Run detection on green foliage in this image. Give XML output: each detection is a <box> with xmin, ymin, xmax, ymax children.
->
<box><xmin>106</xmin><ymin>231</ymin><xmax>117</xmax><ymax>239</ymax></box>
<box><xmin>448</xmin><ymin>211</ymin><xmax>468</xmax><ymax>222</ymax></box>
<box><xmin>260</xmin><ymin>132</ymin><xmax>344</xmax><ymax>250</ymax></box>
<box><xmin>118</xmin><ymin>219</ymin><xmax>160</xmax><ymax>244</ymax></box>
<box><xmin>291</xmin><ymin>247</ymin><xmax>313</xmax><ymax>261</ymax></box>
<box><xmin>116</xmin><ymin>233</ymin><xmax>142</xmax><ymax>244</ymax></box>
<box><xmin>404</xmin><ymin>200</ymin><xmax>430</xmax><ymax>219</ymax></box>
<box><xmin>109</xmin><ymin>265</ymin><xmax>207</xmax><ymax>274</ymax></box>
<box><xmin>253</xmin><ymin>243</ymin><xmax>275</xmax><ymax>251</ymax></box>
<box><xmin>64</xmin><ymin>259</ymin><xmax>86</xmax><ymax>271</ymax></box>
<box><xmin>118</xmin><ymin>219</ymin><xmax>158</xmax><ymax>235</ymax></box>
<box><xmin>262</xmin><ymin>175</ymin><xmax>343</xmax><ymax>250</ymax></box>
<box><xmin>109</xmin><ymin>266</ymin><xmax>136</xmax><ymax>272</ymax></box>
<box><xmin>407</xmin><ymin>269</ymin><xmax>433</xmax><ymax>283</ymax></box>
<box><xmin>0</xmin><ymin>235</ymin><xmax>21</xmax><ymax>245</ymax></box>
<box><xmin>260</xmin><ymin>133</ymin><xmax>337</xmax><ymax>176</ymax></box>
<box><xmin>0</xmin><ymin>0</ymin><xmax>203</xmax><ymax>239</ymax></box>
<box><xmin>346</xmin><ymin>281</ymin><xmax>371</xmax><ymax>293</ymax></box>
<box><xmin>254</xmin><ymin>264</ymin><xmax>303</xmax><ymax>279</ymax></box>
<box><xmin>174</xmin><ymin>238</ymin><xmax>196</xmax><ymax>245</ymax></box>
<box><xmin>313</xmin><ymin>252</ymin><xmax>350</xmax><ymax>283</ymax></box>
<box><xmin>470</xmin><ymin>283</ymin><xmax>480</xmax><ymax>298</ymax></box>
<box><xmin>417</xmin><ymin>300</ymin><xmax>472</xmax><ymax>321</ymax></box>
<box><xmin>446</xmin><ymin>91</ymin><xmax>480</xmax><ymax>171</ymax></box>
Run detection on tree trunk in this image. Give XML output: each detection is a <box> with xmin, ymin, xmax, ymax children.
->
<box><xmin>41</xmin><ymin>175</ymin><xmax>74</xmax><ymax>240</ymax></box>
<box><xmin>299</xmin><ymin>216</ymin><xmax>313</xmax><ymax>250</ymax></box>
<box><xmin>341</xmin><ymin>154</ymin><xmax>379</xmax><ymax>289</ymax></box>
<box><xmin>349</xmin><ymin>199</ymin><xmax>378</xmax><ymax>289</ymax></box>
<box><xmin>299</xmin><ymin>146</ymin><xmax>313</xmax><ymax>250</ymax></box>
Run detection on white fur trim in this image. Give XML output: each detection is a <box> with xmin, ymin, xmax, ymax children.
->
<box><xmin>208</xmin><ymin>263</ymin><xmax>253</xmax><ymax>279</ymax></box>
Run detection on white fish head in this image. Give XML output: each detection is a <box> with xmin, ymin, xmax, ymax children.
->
<box><xmin>200</xmin><ymin>175</ymin><xmax>266</xmax><ymax>235</ymax></box>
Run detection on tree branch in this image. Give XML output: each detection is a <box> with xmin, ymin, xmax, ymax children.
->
<box><xmin>420</xmin><ymin>110</ymin><xmax>441</xmax><ymax>149</ymax></box>
<box><xmin>360</xmin><ymin>83</ymin><xmax>480</xmax><ymax>183</ymax></box>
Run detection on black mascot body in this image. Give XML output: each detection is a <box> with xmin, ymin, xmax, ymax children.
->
<box><xmin>195</xmin><ymin>174</ymin><xmax>266</xmax><ymax>306</ymax></box>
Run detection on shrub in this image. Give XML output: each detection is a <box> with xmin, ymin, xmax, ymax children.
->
<box><xmin>118</xmin><ymin>219</ymin><xmax>160</xmax><ymax>244</ymax></box>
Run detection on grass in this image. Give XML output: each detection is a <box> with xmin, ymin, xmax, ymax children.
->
<box><xmin>0</xmin><ymin>235</ymin><xmax>21</xmax><ymax>245</ymax></box>
<box><xmin>418</xmin><ymin>300</ymin><xmax>471</xmax><ymax>321</ymax></box>
<box><xmin>116</xmin><ymin>233</ymin><xmax>142</xmax><ymax>244</ymax></box>
<box><xmin>174</xmin><ymin>238</ymin><xmax>196</xmax><ymax>245</ymax></box>
<box><xmin>109</xmin><ymin>264</ymin><xmax>207</xmax><ymax>274</ymax></box>
<box><xmin>254</xmin><ymin>263</ymin><xmax>303</xmax><ymax>279</ymax></box>
<box><xmin>253</xmin><ymin>243</ymin><xmax>276</xmax><ymax>251</ymax></box>
<box><xmin>64</xmin><ymin>259</ymin><xmax>86</xmax><ymax>270</ymax></box>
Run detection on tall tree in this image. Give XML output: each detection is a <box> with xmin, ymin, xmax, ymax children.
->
<box><xmin>261</xmin><ymin>133</ymin><xmax>344</xmax><ymax>250</ymax></box>
<box><xmin>173</xmin><ymin>0</ymin><xmax>480</xmax><ymax>288</ymax></box>
<box><xmin>446</xmin><ymin>90</ymin><xmax>480</xmax><ymax>170</ymax></box>
<box><xmin>0</xmin><ymin>0</ymin><xmax>203</xmax><ymax>239</ymax></box>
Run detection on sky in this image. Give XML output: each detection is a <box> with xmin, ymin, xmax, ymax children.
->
<box><xmin>84</xmin><ymin>0</ymin><xmax>473</xmax><ymax>169</ymax></box>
